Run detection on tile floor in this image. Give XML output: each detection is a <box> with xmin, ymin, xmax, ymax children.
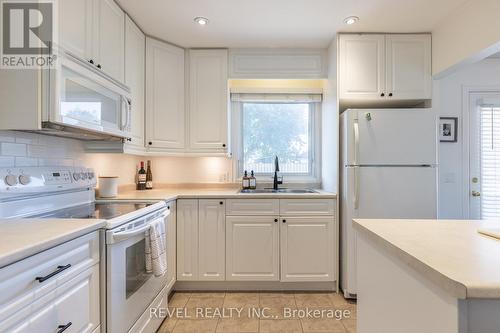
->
<box><xmin>157</xmin><ymin>291</ymin><xmax>356</xmax><ymax>333</ymax></box>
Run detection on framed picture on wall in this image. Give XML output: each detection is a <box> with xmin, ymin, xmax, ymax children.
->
<box><xmin>439</xmin><ymin>117</ymin><xmax>458</xmax><ymax>142</ymax></box>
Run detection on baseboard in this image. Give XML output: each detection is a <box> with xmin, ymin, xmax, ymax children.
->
<box><xmin>173</xmin><ymin>281</ymin><xmax>338</xmax><ymax>292</ymax></box>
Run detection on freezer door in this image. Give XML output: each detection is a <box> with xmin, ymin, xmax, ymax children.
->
<box><xmin>343</xmin><ymin>109</ymin><xmax>437</xmax><ymax>165</ymax></box>
<box><xmin>340</xmin><ymin>166</ymin><xmax>437</xmax><ymax>297</ymax></box>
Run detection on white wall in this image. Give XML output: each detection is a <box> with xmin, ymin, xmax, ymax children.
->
<box><xmin>432</xmin><ymin>0</ymin><xmax>500</xmax><ymax>76</ymax></box>
<box><xmin>435</xmin><ymin>58</ymin><xmax>500</xmax><ymax>218</ymax></box>
<box><xmin>321</xmin><ymin>38</ymin><xmax>338</xmax><ymax>193</ymax></box>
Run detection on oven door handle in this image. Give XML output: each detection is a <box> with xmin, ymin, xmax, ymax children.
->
<box><xmin>109</xmin><ymin>210</ymin><xmax>170</xmax><ymax>243</ymax></box>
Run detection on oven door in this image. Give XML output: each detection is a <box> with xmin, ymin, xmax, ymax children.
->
<box><xmin>106</xmin><ymin>209</ymin><xmax>169</xmax><ymax>333</ymax></box>
<box><xmin>49</xmin><ymin>54</ymin><xmax>131</xmax><ymax>139</ymax></box>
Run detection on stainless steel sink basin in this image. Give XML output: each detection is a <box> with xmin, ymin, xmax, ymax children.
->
<box><xmin>240</xmin><ymin>188</ymin><xmax>318</xmax><ymax>194</ymax></box>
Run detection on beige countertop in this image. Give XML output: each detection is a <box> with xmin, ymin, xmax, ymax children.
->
<box><xmin>0</xmin><ymin>219</ymin><xmax>106</xmax><ymax>268</ymax></box>
<box><xmin>102</xmin><ymin>185</ymin><xmax>337</xmax><ymax>201</ymax></box>
<box><xmin>353</xmin><ymin>219</ymin><xmax>500</xmax><ymax>299</ymax></box>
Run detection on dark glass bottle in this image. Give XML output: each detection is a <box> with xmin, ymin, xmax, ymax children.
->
<box><xmin>146</xmin><ymin>160</ymin><xmax>153</xmax><ymax>190</ymax></box>
<box><xmin>137</xmin><ymin>161</ymin><xmax>147</xmax><ymax>190</ymax></box>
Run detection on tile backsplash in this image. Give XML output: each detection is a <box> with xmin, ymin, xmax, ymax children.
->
<box><xmin>0</xmin><ymin>131</ymin><xmax>85</xmax><ymax>168</ymax></box>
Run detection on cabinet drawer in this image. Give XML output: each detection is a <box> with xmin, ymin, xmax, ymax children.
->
<box><xmin>280</xmin><ymin>199</ymin><xmax>335</xmax><ymax>216</ymax></box>
<box><xmin>0</xmin><ymin>231</ymin><xmax>100</xmax><ymax>321</ymax></box>
<box><xmin>0</xmin><ymin>264</ymin><xmax>100</xmax><ymax>332</ymax></box>
<box><xmin>226</xmin><ymin>199</ymin><xmax>279</xmax><ymax>216</ymax></box>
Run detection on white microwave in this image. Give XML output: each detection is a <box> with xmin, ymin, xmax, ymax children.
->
<box><xmin>45</xmin><ymin>53</ymin><xmax>132</xmax><ymax>140</ymax></box>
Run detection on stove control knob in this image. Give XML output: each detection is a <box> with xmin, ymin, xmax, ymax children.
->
<box><xmin>19</xmin><ymin>174</ymin><xmax>31</xmax><ymax>185</ymax></box>
<box><xmin>73</xmin><ymin>173</ymin><xmax>80</xmax><ymax>181</ymax></box>
<box><xmin>5</xmin><ymin>174</ymin><xmax>18</xmax><ymax>186</ymax></box>
<box><xmin>80</xmin><ymin>172</ymin><xmax>88</xmax><ymax>180</ymax></box>
<box><xmin>87</xmin><ymin>172</ymin><xmax>94</xmax><ymax>179</ymax></box>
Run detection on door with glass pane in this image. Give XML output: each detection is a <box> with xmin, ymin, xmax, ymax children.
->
<box><xmin>469</xmin><ymin>93</ymin><xmax>500</xmax><ymax>219</ymax></box>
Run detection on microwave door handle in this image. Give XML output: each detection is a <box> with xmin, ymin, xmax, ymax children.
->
<box><xmin>120</xmin><ymin>96</ymin><xmax>127</xmax><ymax>131</ymax></box>
<box><xmin>125</xmin><ymin>98</ymin><xmax>131</xmax><ymax>131</ymax></box>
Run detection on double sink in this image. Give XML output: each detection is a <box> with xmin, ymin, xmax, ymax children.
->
<box><xmin>240</xmin><ymin>188</ymin><xmax>318</xmax><ymax>194</ymax></box>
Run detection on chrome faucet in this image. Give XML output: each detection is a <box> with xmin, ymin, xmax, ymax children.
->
<box><xmin>273</xmin><ymin>156</ymin><xmax>283</xmax><ymax>190</ymax></box>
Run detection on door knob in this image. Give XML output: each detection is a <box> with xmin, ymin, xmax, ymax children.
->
<box><xmin>472</xmin><ymin>191</ymin><xmax>481</xmax><ymax>197</ymax></box>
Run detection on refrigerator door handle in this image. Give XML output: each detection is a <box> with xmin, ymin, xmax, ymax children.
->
<box><xmin>353</xmin><ymin>119</ymin><xmax>360</xmax><ymax>165</ymax></box>
<box><xmin>354</xmin><ymin>166</ymin><xmax>360</xmax><ymax>209</ymax></box>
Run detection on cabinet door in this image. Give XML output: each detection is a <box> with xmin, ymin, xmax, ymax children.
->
<box><xmin>339</xmin><ymin>34</ymin><xmax>386</xmax><ymax>100</ymax></box>
<box><xmin>386</xmin><ymin>34</ymin><xmax>432</xmax><ymax>100</ymax></box>
<box><xmin>95</xmin><ymin>0</ymin><xmax>125</xmax><ymax>82</ymax></box>
<box><xmin>280</xmin><ymin>217</ymin><xmax>335</xmax><ymax>282</ymax></box>
<box><xmin>166</xmin><ymin>201</ymin><xmax>177</xmax><ymax>291</ymax></box>
<box><xmin>59</xmin><ymin>0</ymin><xmax>93</xmax><ymax>61</ymax></box>
<box><xmin>188</xmin><ymin>50</ymin><xmax>228</xmax><ymax>151</ymax></box>
<box><xmin>0</xmin><ymin>265</ymin><xmax>100</xmax><ymax>333</ymax></box>
<box><xmin>226</xmin><ymin>216</ymin><xmax>279</xmax><ymax>281</ymax></box>
<box><xmin>146</xmin><ymin>38</ymin><xmax>185</xmax><ymax>150</ymax></box>
<box><xmin>177</xmin><ymin>200</ymin><xmax>198</xmax><ymax>280</ymax></box>
<box><xmin>124</xmin><ymin>15</ymin><xmax>145</xmax><ymax>151</ymax></box>
<box><xmin>198</xmin><ymin>200</ymin><xmax>225</xmax><ymax>280</ymax></box>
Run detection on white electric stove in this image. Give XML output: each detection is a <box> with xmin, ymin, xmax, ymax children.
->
<box><xmin>0</xmin><ymin>166</ymin><xmax>170</xmax><ymax>333</ymax></box>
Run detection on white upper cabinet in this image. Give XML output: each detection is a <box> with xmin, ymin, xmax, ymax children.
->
<box><xmin>95</xmin><ymin>0</ymin><xmax>125</xmax><ymax>83</ymax></box>
<box><xmin>59</xmin><ymin>0</ymin><xmax>125</xmax><ymax>83</ymax></box>
<box><xmin>124</xmin><ymin>15</ymin><xmax>145</xmax><ymax>151</ymax></box>
<box><xmin>339</xmin><ymin>34</ymin><xmax>431</xmax><ymax>101</ymax></box>
<box><xmin>59</xmin><ymin>0</ymin><xmax>93</xmax><ymax>61</ymax></box>
<box><xmin>385</xmin><ymin>34</ymin><xmax>432</xmax><ymax>100</ymax></box>
<box><xmin>339</xmin><ymin>34</ymin><xmax>386</xmax><ymax>100</ymax></box>
<box><xmin>145</xmin><ymin>38</ymin><xmax>185</xmax><ymax>150</ymax></box>
<box><xmin>188</xmin><ymin>49</ymin><xmax>229</xmax><ymax>152</ymax></box>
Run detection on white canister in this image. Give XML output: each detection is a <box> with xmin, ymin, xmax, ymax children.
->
<box><xmin>98</xmin><ymin>176</ymin><xmax>119</xmax><ymax>198</ymax></box>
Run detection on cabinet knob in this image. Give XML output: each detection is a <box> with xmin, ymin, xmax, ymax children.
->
<box><xmin>126</xmin><ymin>138</ymin><xmax>132</xmax><ymax>142</ymax></box>
<box><xmin>148</xmin><ymin>141</ymin><xmax>152</xmax><ymax>145</ymax></box>
<box><xmin>89</xmin><ymin>59</ymin><xmax>94</xmax><ymax>64</ymax></box>
<box><xmin>388</xmin><ymin>93</ymin><xmax>393</xmax><ymax>97</ymax></box>
<box><xmin>97</xmin><ymin>64</ymin><xmax>102</xmax><ymax>69</ymax></box>
<box><xmin>274</xmin><ymin>218</ymin><xmax>278</xmax><ymax>223</ymax></box>
<box><xmin>282</xmin><ymin>219</ymin><xmax>287</xmax><ymax>223</ymax></box>
<box><xmin>380</xmin><ymin>93</ymin><xmax>385</xmax><ymax>97</ymax></box>
<box><xmin>219</xmin><ymin>201</ymin><xmax>224</xmax><ymax>205</ymax></box>
<box><xmin>222</xmin><ymin>144</ymin><xmax>226</xmax><ymax>148</ymax></box>
<box><xmin>167</xmin><ymin>206</ymin><xmax>170</xmax><ymax>210</ymax></box>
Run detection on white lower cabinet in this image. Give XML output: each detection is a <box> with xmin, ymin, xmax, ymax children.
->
<box><xmin>177</xmin><ymin>200</ymin><xmax>199</xmax><ymax>281</ymax></box>
<box><xmin>0</xmin><ymin>231</ymin><xmax>100</xmax><ymax>333</ymax></box>
<box><xmin>165</xmin><ymin>201</ymin><xmax>177</xmax><ymax>291</ymax></box>
<box><xmin>177</xmin><ymin>199</ymin><xmax>226</xmax><ymax>281</ymax></box>
<box><xmin>226</xmin><ymin>216</ymin><xmax>280</xmax><ymax>281</ymax></box>
<box><xmin>198</xmin><ymin>200</ymin><xmax>226</xmax><ymax>281</ymax></box>
<box><xmin>280</xmin><ymin>217</ymin><xmax>335</xmax><ymax>282</ymax></box>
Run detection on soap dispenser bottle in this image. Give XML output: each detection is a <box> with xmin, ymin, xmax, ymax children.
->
<box><xmin>249</xmin><ymin>170</ymin><xmax>257</xmax><ymax>189</ymax></box>
<box><xmin>242</xmin><ymin>170</ymin><xmax>250</xmax><ymax>189</ymax></box>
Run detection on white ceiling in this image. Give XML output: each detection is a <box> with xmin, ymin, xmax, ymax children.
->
<box><xmin>117</xmin><ymin>0</ymin><xmax>467</xmax><ymax>48</ymax></box>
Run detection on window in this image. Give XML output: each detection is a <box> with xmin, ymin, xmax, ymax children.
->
<box><xmin>232</xmin><ymin>93</ymin><xmax>321</xmax><ymax>181</ymax></box>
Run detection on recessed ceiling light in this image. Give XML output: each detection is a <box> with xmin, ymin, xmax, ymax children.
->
<box><xmin>344</xmin><ymin>16</ymin><xmax>359</xmax><ymax>25</ymax></box>
<box><xmin>194</xmin><ymin>17</ymin><xmax>209</xmax><ymax>26</ymax></box>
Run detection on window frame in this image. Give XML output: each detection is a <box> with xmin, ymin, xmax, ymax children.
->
<box><xmin>231</xmin><ymin>97</ymin><xmax>322</xmax><ymax>184</ymax></box>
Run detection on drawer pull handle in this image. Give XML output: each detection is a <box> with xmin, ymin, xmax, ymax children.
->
<box><xmin>35</xmin><ymin>264</ymin><xmax>72</xmax><ymax>283</ymax></box>
<box><xmin>57</xmin><ymin>322</ymin><xmax>72</xmax><ymax>333</ymax></box>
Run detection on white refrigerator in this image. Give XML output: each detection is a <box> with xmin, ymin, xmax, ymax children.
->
<box><xmin>340</xmin><ymin>109</ymin><xmax>438</xmax><ymax>298</ymax></box>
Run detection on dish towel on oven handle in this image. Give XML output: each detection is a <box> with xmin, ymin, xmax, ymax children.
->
<box><xmin>145</xmin><ymin>215</ymin><xmax>167</xmax><ymax>277</ymax></box>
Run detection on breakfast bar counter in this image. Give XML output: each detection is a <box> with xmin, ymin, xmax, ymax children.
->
<box><xmin>353</xmin><ymin>219</ymin><xmax>500</xmax><ymax>333</ymax></box>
